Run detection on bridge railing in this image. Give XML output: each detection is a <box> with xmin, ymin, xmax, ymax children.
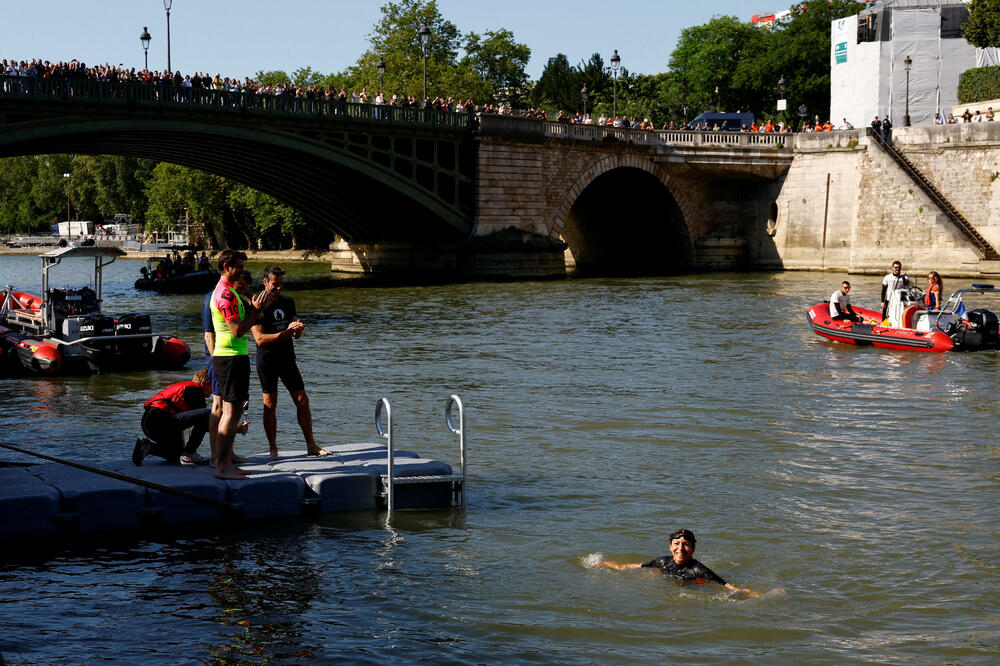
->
<box><xmin>0</xmin><ymin>75</ymin><xmax>471</xmax><ymax>130</ymax></box>
<box><xmin>477</xmin><ymin>114</ymin><xmax>790</xmax><ymax>147</ymax></box>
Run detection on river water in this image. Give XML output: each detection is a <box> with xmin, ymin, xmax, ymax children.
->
<box><xmin>0</xmin><ymin>254</ymin><xmax>997</xmax><ymax>664</ymax></box>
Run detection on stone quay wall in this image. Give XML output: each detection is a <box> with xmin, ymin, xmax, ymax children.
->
<box><xmin>757</xmin><ymin>124</ymin><xmax>1000</xmax><ymax>277</ymax></box>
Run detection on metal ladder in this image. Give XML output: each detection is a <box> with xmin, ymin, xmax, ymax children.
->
<box><xmin>376</xmin><ymin>395</ymin><xmax>466</xmax><ymax>516</ymax></box>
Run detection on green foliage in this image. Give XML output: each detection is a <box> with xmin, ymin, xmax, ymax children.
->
<box><xmin>365</xmin><ymin>0</ymin><xmax>461</xmax><ymax>99</ymax></box>
<box><xmin>664</xmin><ymin>1</ymin><xmax>864</xmax><ymax>124</ymax></box>
<box><xmin>254</xmin><ymin>70</ymin><xmax>292</xmax><ymax>87</ymax></box>
<box><xmin>957</xmin><ymin>66</ymin><xmax>1000</xmax><ymax>103</ymax></box>
<box><xmin>531</xmin><ymin>53</ymin><xmax>578</xmax><ymax>112</ymax></box>
<box><xmin>667</xmin><ymin>16</ymin><xmax>767</xmax><ymax>117</ymax></box>
<box><xmin>461</xmin><ymin>29</ymin><xmax>531</xmax><ymax>106</ymax></box>
<box><xmin>228</xmin><ymin>184</ymin><xmax>305</xmax><ymax>249</ymax></box>
<box><xmin>963</xmin><ymin>0</ymin><xmax>1000</xmax><ymax>48</ymax></box>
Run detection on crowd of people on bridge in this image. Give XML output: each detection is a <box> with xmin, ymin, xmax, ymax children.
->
<box><xmin>5</xmin><ymin>57</ymin><xmax>993</xmax><ymax>134</ymax></box>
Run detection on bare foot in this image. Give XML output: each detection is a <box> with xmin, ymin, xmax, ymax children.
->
<box><xmin>268</xmin><ymin>451</ymin><xmax>279</xmax><ymax>462</ymax></box>
<box><xmin>231</xmin><ymin>454</ymin><xmax>249</xmax><ymax>464</ymax></box>
<box><xmin>214</xmin><ymin>463</ymin><xmax>249</xmax><ymax>480</ymax></box>
<box><xmin>308</xmin><ymin>448</ymin><xmax>332</xmax><ymax>457</ymax></box>
<box><xmin>214</xmin><ymin>469</ymin><xmax>250</xmax><ymax>480</ymax></box>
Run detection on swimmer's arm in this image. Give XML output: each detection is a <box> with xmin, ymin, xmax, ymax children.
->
<box><xmin>203</xmin><ymin>331</ymin><xmax>215</xmax><ymax>356</ymax></box>
<box><xmin>599</xmin><ymin>560</ymin><xmax>642</xmax><ymax>570</ymax></box>
<box><xmin>723</xmin><ymin>582</ymin><xmax>759</xmax><ymax>597</ymax></box>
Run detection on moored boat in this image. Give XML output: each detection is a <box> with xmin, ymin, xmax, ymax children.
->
<box><xmin>807</xmin><ymin>283</ymin><xmax>1000</xmax><ymax>353</ymax></box>
<box><xmin>134</xmin><ymin>256</ymin><xmax>219</xmax><ymax>294</ymax></box>
<box><xmin>1</xmin><ymin>246</ymin><xmax>190</xmax><ymax>375</ymax></box>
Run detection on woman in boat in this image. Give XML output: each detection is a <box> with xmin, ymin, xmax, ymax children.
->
<box><xmin>925</xmin><ymin>271</ymin><xmax>943</xmax><ymax>311</ymax></box>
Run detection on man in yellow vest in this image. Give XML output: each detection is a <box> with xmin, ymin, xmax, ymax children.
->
<box><xmin>209</xmin><ymin>249</ymin><xmax>274</xmax><ymax>480</ymax></box>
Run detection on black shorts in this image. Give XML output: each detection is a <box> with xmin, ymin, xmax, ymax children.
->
<box><xmin>256</xmin><ymin>354</ymin><xmax>305</xmax><ymax>395</ymax></box>
<box><xmin>213</xmin><ymin>355</ymin><xmax>250</xmax><ymax>403</ymax></box>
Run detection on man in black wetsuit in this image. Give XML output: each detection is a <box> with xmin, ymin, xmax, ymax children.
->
<box><xmin>251</xmin><ymin>265</ymin><xmax>330</xmax><ymax>461</ymax></box>
<box><xmin>600</xmin><ymin>528</ymin><xmax>756</xmax><ymax>595</ymax></box>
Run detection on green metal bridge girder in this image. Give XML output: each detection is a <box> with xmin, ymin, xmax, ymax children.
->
<box><xmin>0</xmin><ymin>79</ymin><xmax>476</xmax><ymax>242</ymax></box>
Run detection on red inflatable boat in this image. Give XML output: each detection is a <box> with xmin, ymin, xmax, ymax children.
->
<box><xmin>807</xmin><ymin>283</ymin><xmax>1000</xmax><ymax>353</ymax></box>
<box><xmin>807</xmin><ymin>302</ymin><xmax>954</xmax><ymax>352</ymax></box>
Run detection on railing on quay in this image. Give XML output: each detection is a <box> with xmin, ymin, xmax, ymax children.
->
<box><xmin>0</xmin><ymin>75</ymin><xmax>472</xmax><ymax>130</ymax></box>
<box><xmin>477</xmin><ymin>114</ymin><xmax>790</xmax><ymax>147</ymax></box>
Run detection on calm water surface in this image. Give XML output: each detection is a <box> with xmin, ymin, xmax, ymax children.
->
<box><xmin>0</xmin><ymin>254</ymin><xmax>997</xmax><ymax>664</ymax></box>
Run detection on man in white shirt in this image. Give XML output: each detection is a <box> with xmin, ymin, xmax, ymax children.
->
<box><xmin>880</xmin><ymin>260</ymin><xmax>910</xmax><ymax>319</ymax></box>
<box><xmin>830</xmin><ymin>281</ymin><xmax>863</xmax><ymax>322</ymax></box>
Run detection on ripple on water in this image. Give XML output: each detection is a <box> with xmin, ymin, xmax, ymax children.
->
<box><xmin>0</xmin><ymin>262</ymin><xmax>998</xmax><ymax>662</ymax></box>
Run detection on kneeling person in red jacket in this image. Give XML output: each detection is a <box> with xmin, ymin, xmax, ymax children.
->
<box><xmin>133</xmin><ymin>369</ymin><xmax>213</xmax><ymax>466</ymax></box>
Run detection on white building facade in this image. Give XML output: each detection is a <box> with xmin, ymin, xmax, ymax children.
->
<box><xmin>830</xmin><ymin>0</ymin><xmax>999</xmax><ymax>127</ymax></box>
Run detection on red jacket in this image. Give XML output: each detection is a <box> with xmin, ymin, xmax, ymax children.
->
<box><xmin>144</xmin><ymin>381</ymin><xmax>204</xmax><ymax>414</ymax></box>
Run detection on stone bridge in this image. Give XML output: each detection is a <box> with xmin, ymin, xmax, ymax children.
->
<box><xmin>3</xmin><ymin>76</ymin><xmax>996</xmax><ymax>278</ymax></box>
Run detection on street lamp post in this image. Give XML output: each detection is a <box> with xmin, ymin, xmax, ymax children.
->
<box><xmin>163</xmin><ymin>0</ymin><xmax>172</xmax><ymax>74</ymax></box>
<box><xmin>777</xmin><ymin>74</ymin><xmax>787</xmax><ymax>125</ymax></box>
<box><xmin>715</xmin><ymin>86</ymin><xmax>720</xmax><ymax>112</ymax></box>
<box><xmin>798</xmin><ymin>104</ymin><xmax>808</xmax><ymax>132</ymax></box>
<box><xmin>610</xmin><ymin>49</ymin><xmax>620</xmax><ymax>118</ymax></box>
<box><xmin>377</xmin><ymin>56</ymin><xmax>386</xmax><ymax>95</ymax></box>
<box><xmin>903</xmin><ymin>55</ymin><xmax>912</xmax><ymax>126</ymax></box>
<box><xmin>580</xmin><ymin>85</ymin><xmax>588</xmax><ymax>119</ymax></box>
<box><xmin>140</xmin><ymin>26</ymin><xmax>151</xmax><ymax>70</ymax></box>
<box><xmin>418</xmin><ymin>23</ymin><xmax>430</xmax><ymax>102</ymax></box>
<box><xmin>62</xmin><ymin>173</ymin><xmax>71</xmax><ymax>222</ymax></box>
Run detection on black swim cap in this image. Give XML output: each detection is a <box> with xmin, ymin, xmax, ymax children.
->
<box><xmin>669</xmin><ymin>529</ymin><xmax>696</xmax><ymax>543</ymax></box>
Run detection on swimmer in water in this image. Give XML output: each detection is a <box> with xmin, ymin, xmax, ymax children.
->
<box><xmin>600</xmin><ymin>528</ymin><xmax>758</xmax><ymax>596</ymax></box>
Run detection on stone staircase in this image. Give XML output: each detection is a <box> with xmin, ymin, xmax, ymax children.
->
<box><xmin>870</xmin><ymin>130</ymin><xmax>1000</xmax><ymax>260</ymax></box>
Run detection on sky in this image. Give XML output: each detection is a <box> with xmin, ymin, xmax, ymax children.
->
<box><xmin>1</xmin><ymin>0</ymin><xmax>771</xmax><ymax>81</ymax></box>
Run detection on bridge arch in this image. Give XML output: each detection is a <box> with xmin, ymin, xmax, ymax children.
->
<box><xmin>0</xmin><ymin>117</ymin><xmax>473</xmax><ymax>242</ymax></box>
<box><xmin>552</xmin><ymin>154</ymin><xmax>696</xmax><ymax>274</ymax></box>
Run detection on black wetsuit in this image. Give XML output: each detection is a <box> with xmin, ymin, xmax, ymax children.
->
<box><xmin>641</xmin><ymin>556</ymin><xmax>726</xmax><ymax>585</ymax></box>
<box><xmin>256</xmin><ymin>294</ymin><xmax>304</xmax><ymax>394</ymax></box>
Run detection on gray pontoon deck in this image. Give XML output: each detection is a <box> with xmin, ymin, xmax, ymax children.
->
<box><xmin>0</xmin><ymin>397</ymin><xmax>467</xmax><ymax>543</ymax></box>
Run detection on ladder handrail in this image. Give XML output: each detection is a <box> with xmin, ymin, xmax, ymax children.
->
<box><xmin>869</xmin><ymin>130</ymin><xmax>998</xmax><ymax>259</ymax></box>
<box><xmin>446</xmin><ymin>394</ymin><xmax>466</xmax><ymax>507</ymax></box>
<box><xmin>375</xmin><ymin>397</ymin><xmax>394</xmax><ymax>514</ymax></box>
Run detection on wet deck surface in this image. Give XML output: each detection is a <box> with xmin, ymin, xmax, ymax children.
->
<box><xmin>0</xmin><ymin>442</ymin><xmax>456</xmax><ymax>541</ymax></box>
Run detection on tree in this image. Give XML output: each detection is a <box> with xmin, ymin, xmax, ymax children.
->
<box><xmin>228</xmin><ymin>184</ymin><xmax>306</xmax><ymax>250</ymax></box>
<box><xmin>738</xmin><ymin>0</ymin><xmax>866</xmax><ymax>124</ymax></box>
<box><xmin>0</xmin><ymin>157</ymin><xmax>43</xmax><ymax>233</ymax></box>
<box><xmin>666</xmin><ymin>16</ymin><xmax>767</xmax><ymax>118</ymax></box>
<box><xmin>462</xmin><ymin>29</ymin><xmax>531</xmax><ymax>106</ymax></box>
<box><xmin>964</xmin><ymin>0</ymin><xmax>1000</xmax><ymax>48</ymax></box>
<box><xmin>366</xmin><ymin>0</ymin><xmax>462</xmax><ymax>99</ymax></box>
<box><xmin>531</xmin><ymin>53</ymin><xmax>580</xmax><ymax>113</ymax></box>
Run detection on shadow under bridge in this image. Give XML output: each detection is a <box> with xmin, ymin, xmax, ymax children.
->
<box><xmin>0</xmin><ymin>76</ymin><xmax>477</xmax><ymax>242</ymax></box>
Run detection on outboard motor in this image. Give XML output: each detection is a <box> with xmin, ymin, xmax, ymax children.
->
<box><xmin>78</xmin><ymin>314</ymin><xmax>116</xmax><ymax>372</ymax></box>
<box><xmin>951</xmin><ymin>309</ymin><xmax>1000</xmax><ymax>351</ymax></box>
<box><xmin>114</xmin><ymin>313</ymin><xmax>153</xmax><ymax>365</ymax></box>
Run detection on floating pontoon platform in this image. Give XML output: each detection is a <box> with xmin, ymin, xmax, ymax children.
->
<box><xmin>0</xmin><ymin>396</ymin><xmax>466</xmax><ymax>543</ymax></box>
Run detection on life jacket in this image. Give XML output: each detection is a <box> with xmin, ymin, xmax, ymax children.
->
<box><xmin>144</xmin><ymin>381</ymin><xmax>201</xmax><ymax>414</ymax></box>
<box><xmin>924</xmin><ymin>284</ymin><xmax>941</xmax><ymax>309</ymax></box>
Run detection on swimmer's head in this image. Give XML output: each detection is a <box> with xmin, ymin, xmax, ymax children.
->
<box><xmin>669</xmin><ymin>529</ymin><xmax>696</xmax><ymax>565</ymax></box>
<box><xmin>669</xmin><ymin>529</ymin><xmax>696</xmax><ymax>544</ymax></box>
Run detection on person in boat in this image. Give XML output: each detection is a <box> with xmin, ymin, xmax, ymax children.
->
<box><xmin>133</xmin><ymin>368</ymin><xmax>215</xmax><ymax>465</ymax></box>
<box><xmin>198</xmin><ymin>251</ymin><xmax>211</xmax><ymax>271</ymax></box>
<box><xmin>599</xmin><ymin>529</ymin><xmax>757</xmax><ymax>595</ymax></box>
<box><xmin>251</xmin><ymin>265</ymin><xmax>330</xmax><ymax>461</ymax></box>
<box><xmin>880</xmin><ymin>260</ymin><xmax>910</xmax><ymax>319</ymax></box>
<box><xmin>924</xmin><ymin>271</ymin><xmax>943</xmax><ymax>311</ymax></box>
<box><xmin>210</xmin><ymin>249</ymin><xmax>275</xmax><ymax>480</ymax></box>
<box><xmin>830</xmin><ymin>281</ymin><xmax>863</xmax><ymax>322</ymax></box>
